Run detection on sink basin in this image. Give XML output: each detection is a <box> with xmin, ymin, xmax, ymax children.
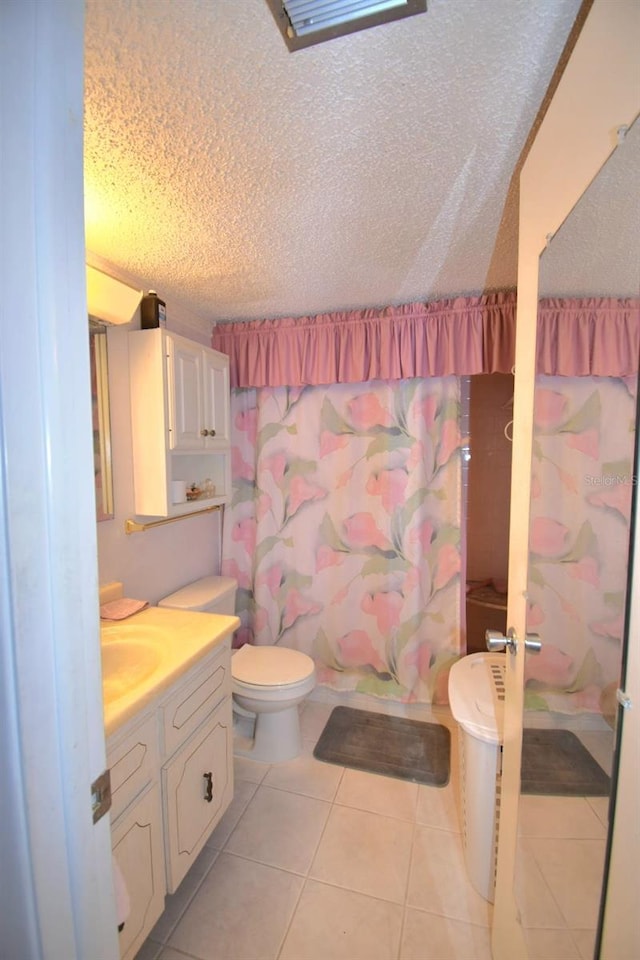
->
<box><xmin>101</xmin><ymin>639</ymin><xmax>163</xmax><ymax>702</ymax></box>
<box><xmin>100</xmin><ymin>622</ymin><xmax>167</xmax><ymax>644</ymax></box>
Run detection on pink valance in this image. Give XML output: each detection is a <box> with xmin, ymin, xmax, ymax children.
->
<box><xmin>212</xmin><ymin>292</ymin><xmax>516</xmax><ymax>388</ymax></box>
<box><xmin>211</xmin><ymin>293</ymin><xmax>639</xmax><ymax>388</ymax></box>
<box><xmin>537</xmin><ymin>297</ymin><xmax>640</xmax><ymax>377</ymax></box>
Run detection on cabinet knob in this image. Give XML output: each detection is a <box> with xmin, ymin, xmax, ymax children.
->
<box><xmin>209</xmin><ymin>428</ymin><xmax>216</xmax><ymax>437</ymax></box>
<box><xmin>200</xmin><ymin>429</ymin><xmax>209</xmax><ymax>437</ymax></box>
<box><xmin>203</xmin><ymin>771</ymin><xmax>213</xmax><ymax>802</ymax></box>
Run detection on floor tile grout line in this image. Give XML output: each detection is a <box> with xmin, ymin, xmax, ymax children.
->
<box><xmin>396</xmin><ymin>794</ymin><xmax>421</xmax><ymax>960</ymax></box>
<box><xmin>524</xmin><ymin>835</ymin><xmax>605</xmax><ymax>934</ymax></box>
<box><xmin>152</xmin><ymin>847</ymin><xmax>222</xmax><ymax>947</ymax></box>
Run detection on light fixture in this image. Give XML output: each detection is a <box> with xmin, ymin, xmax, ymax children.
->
<box><xmin>86</xmin><ymin>264</ymin><xmax>143</xmax><ymax>326</ymax></box>
<box><xmin>266</xmin><ymin>0</ymin><xmax>427</xmax><ymax>52</ymax></box>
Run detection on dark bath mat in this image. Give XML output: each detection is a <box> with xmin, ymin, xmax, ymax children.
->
<box><xmin>313</xmin><ymin>706</ymin><xmax>450</xmax><ymax>787</ymax></box>
<box><xmin>521</xmin><ymin>728</ymin><xmax>610</xmax><ymax>796</ymax></box>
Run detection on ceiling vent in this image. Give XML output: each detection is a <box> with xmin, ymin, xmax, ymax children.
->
<box><xmin>266</xmin><ymin>0</ymin><xmax>427</xmax><ymax>52</ymax></box>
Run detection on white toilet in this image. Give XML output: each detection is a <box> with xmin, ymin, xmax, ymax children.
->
<box><xmin>158</xmin><ymin>575</ymin><xmax>316</xmax><ymax>763</ymax></box>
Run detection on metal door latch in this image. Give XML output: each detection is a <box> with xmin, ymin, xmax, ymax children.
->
<box><xmin>616</xmin><ymin>689</ymin><xmax>632</xmax><ymax>710</ymax></box>
<box><xmin>486</xmin><ymin>628</ymin><xmax>542</xmax><ymax>656</ymax></box>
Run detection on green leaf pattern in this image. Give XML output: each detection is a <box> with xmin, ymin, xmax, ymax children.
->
<box><xmin>526</xmin><ymin>376</ymin><xmax>636</xmax><ymax>715</ymax></box>
<box><xmin>222</xmin><ymin>379</ymin><xmax>462</xmax><ymax>703</ymax></box>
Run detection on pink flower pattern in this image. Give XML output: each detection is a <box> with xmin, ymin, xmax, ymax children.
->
<box><xmin>223</xmin><ymin>378</ymin><xmax>463</xmax><ymax>703</ymax></box>
<box><xmin>527</xmin><ymin>375</ymin><xmax>636</xmax><ymax>716</ymax></box>
<box><xmin>366</xmin><ymin>469</ymin><xmax>409</xmax><ymax>513</ymax></box>
<box><xmin>348</xmin><ymin>393</ymin><xmax>393</xmax><ymax>431</ymax></box>
<box><xmin>343</xmin><ymin>513</ymin><xmax>393</xmax><ymax>552</ymax></box>
<box><xmin>361</xmin><ymin>591</ymin><xmax>404</xmax><ymax>633</ymax></box>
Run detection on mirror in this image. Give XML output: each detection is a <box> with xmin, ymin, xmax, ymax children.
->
<box><xmin>89</xmin><ymin>319</ymin><xmax>114</xmax><ymax>521</ymax></box>
<box><xmin>514</xmin><ymin>116</ymin><xmax>639</xmax><ymax>954</ymax></box>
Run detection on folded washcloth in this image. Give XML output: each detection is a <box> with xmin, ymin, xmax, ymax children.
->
<box><xmin>100</xmin><ymin>598</ymin><xmax>149</xmax><ymax>620</ymax></box>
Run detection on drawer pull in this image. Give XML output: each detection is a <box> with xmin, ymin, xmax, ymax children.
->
<box><xmin>203</xmin><ymin>771</ymin><xmax>213</xmax><ymax>803</ymax></box>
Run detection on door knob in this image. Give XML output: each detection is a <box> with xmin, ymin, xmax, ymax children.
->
<box><xmin>485</xmin><ymin>628</ymin><xmax>542</xmax><ymax>655</ymax></box>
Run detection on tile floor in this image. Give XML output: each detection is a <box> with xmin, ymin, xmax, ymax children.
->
<box><xmin>134</xmin><ymin>700</ymin><xmax>609</xmax><ymax>960</ymax></box>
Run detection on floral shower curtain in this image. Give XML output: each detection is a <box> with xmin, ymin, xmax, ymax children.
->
<box><xmin>213</xmin><ymin>293</ymin><xmax>639</xmax><ymax>708</ymax></box>
<box><xmin>525</xmin><ymin>374</ymin><xmax>638</xmax><ymax>716</ymax></box>
<box><xmin>222</xmin><ymin>378</ymin><xmax>463</xmax><ymax>704</ymax></box>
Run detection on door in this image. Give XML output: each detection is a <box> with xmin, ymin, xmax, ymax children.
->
<box><xmin>169</xmin><ymin>334</ymin><xmax>205</xmax><ymax>450</ymax></box>
<box><xmin>492</xmin><ymin>2</ymin><xmax>640</xmax><ymax>956</ymax></box>
<box><xmin>202</xmin><ymin>348</ymin><xmax>231</xmax><ymax>446</ymax></box>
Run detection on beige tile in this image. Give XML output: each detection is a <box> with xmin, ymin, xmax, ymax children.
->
<box><xmin>279</xmin><ymin>879</ymin><xmax>403</xmax><ymax>960</ymax></box>
<box><xmin>335</xmin><ymin>768</ymin><xmax>419</xmax><ymax>821</ymax></box>
<box><xmin>407</xmin><ymin>825</ymin><xmax>492</xmax><ymax>926</ymax></box>
<box><xmin>586</xmin><ymin>796</ymin><xmax>610</xmax><ymax>828</ymax></box>
<box><xmin>262</xmin><ymin>739</ymin><xmax>344</xmax><ymax>801</ymax></box>
<box><xmin>309</xmin><ymin>804</ymin><xmax>413</xmax><ymax>903</ymax></box>
<box><xmin>518</xmin><ymin>795</ymin><xmax>607</xmax><ymax>839</ymax></box>
<box><xmin>575</xmin><ymin>730</ymin><xmax>614</xmax><ymax>776</ymax></box>
<box><xmin>157</xmin><ymin>948</ymin><xmax>196</xmax><ymax>960</ymax></box>
<box><xmin>149</xmin><ymin>845</ymin><xmax>218</xmax><ymax>943</ymax></box>
<box><xmin>400</xmin><ymin>907</ymin><xmax>492</xmax><ymax>960</ymax></box>
<box><xmin>234</xmin><ymin>753</ymin><xmax>271</xmax><ymax>784</ymax></box>
<box><xmin>522</xmin><ymin>926</ymin><xmax>581</xmax><ymax>960</ymax></box>
<box><xmin>528</xmin><ymin>837</ymin><xmax>606</xmax><ymax>929</ymax></box>
<box><xmin>571</xmin><ymin>927</ymin><xmax>598</xmax><ymax>960</ymax></box>
<box><xmin>168</xmin><ymin>853</ymin><xmax>303</xmax><ymax>960</ymax></box>
<box><xmin>300</xmin><ymin>701</ymin><xmax>335</xmax><ymax>741</ymax></box>
<box><xmin>225</xmin><ymin>784</ymin><xmax>330</xmax><ymax>874</ymax></box>
<box><xmin>415</xmin><ymin>781</ymin><xmax>461</xmax><ymax>833</ymax></box>
<box><xmin>515</xmin><ymin>839</ymin><xmax>567</xmax><ymax>929</ymax></box>
<box><xmin>134</xmin><ymin>939</ymin><xmax>163</xmax><ymax>960</ymax></box>
<box><xmin>205</xmin><ymin>778</ymin><xmax>258</xmax><ymax>849</ymax></box>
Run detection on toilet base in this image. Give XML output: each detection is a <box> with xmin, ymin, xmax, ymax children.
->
<box><xmin>232</xmin><ymin>703</ymin><xmax>303</xmax><ymax>763</ymax></box>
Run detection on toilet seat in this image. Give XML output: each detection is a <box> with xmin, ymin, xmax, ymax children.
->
<box><xmin>232</xmin><ymin>644</ymin><xmax>314</xmax><ymax>687</ymax></box>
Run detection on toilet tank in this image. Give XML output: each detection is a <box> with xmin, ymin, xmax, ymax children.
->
<box><xmin>158</xmin><ymin>575</ymin><xmax>237</xmax><ymax>615</ymax></box>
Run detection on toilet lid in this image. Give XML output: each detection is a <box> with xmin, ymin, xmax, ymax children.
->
<box><xmin>232</xmin><ymin>644</ymin><xmax>315</xmax><ymax>686</ymax></box>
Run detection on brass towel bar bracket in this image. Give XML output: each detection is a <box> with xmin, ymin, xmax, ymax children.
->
<box><xmin>125</xmin><ymin>504</ymin><xmax>221</xmax><ymax>534</ymax></box>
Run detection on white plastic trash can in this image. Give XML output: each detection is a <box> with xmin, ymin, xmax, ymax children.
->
<box><xmin>448</xmin><ymin>652</ymin><xmax>506</xmax><ymax>902</ymax></box>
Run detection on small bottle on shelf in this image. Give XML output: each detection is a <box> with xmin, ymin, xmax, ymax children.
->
<box><xmin>140</xmin><ymin>290</ymin><xmax>166</xmax><ymax>329</ymax></box>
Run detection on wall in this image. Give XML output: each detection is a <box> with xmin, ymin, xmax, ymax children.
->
<box><xmin>464</xmin><ymin>373</ymin><xmax>513</xmax><ymax>653</ymax></box>
<box><xmin>466</xmin><ymin>373</ymin><xmax>514</xmax><ymax>582</ymax></box>
<box><xmin>95</xmin><ymin>292</ymin><xmax>223</xmax><ymax>603</ymax></box>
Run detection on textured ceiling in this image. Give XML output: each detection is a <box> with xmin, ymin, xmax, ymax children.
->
<box><xmin>84</xmin><ymin>0</ymin><xmax>588</xmax><ymax>333</ymax></box>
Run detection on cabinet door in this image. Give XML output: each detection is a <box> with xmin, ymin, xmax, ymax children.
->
<box><xmin>202</xmin><ymin>349</ymin><xmax>230</xmax><ymax>446</ymax></box>
<box><xmin>169</xmin><ymin>336</ymin><xmax>204</xmax><ymax>450</ymax></box>
<box><xmin>163</xmin><ymin>698</ymin><xmax>233</xmax><ymax>893</ymax></box>
<box><xmin>111</xmin><ymin>783</ymin><xmax>165</xmax><ymax>960</ymax></box>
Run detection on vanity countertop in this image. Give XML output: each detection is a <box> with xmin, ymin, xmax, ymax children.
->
<box><xmin>101</xmin><ymin>605</ymin><xmax>240</xmax><ymax>737</ymax></box>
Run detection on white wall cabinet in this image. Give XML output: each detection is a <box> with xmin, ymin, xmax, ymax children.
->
<box><xmin>129</xmin><ymin>328</ymin><xmax>231</xmax><ymax>517</ymax></box>
<box><xmin>170</xmin><ymin>336</ymin><xmax>230</xmax><ymax>450</ymax></box>
<box><xmin>107</xmin><ymin>641</ymin><xmax>233</xmax><ymax>959</ymax></box>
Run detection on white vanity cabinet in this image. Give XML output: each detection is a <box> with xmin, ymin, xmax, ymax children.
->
<box><xmin>108</xmin><ymin>715</ymin><xmax>165</xmax><ymax>960</ymax></box>
<box><xmin>106</xmin><ymin>639</ymin><xmax>233</xmax><ymax>959</ymax></box>
<box><xmin>160</xmin><ymin>639</ymin><xmax>233</xmax><ymax>892</ymax></box>
<box><xmin>128</xmin><ymin>328</ymin><xmax>231</xmax><ymax>517</ymax></box>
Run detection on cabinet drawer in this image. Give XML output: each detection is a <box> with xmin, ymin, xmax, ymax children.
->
<box><xmin>161</xmin><ymin>643</ymin><xmax>231</xmax><ymax>757</ymax></box>
<box><xmin>108</xmin><ymin>714</ymin><xmax>159</xmax><ymax>823</ymax></box>
<box><xmin>162</xmin><ymin>696</ymin><xmax>233</xmax><ymax>893</ymax></box>
<box><xmin>112</xmin><ymin>782</ymin><xmax>165</xmax><ymax>960</ymax></box>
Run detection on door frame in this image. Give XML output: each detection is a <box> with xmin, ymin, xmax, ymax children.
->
<box><xmin>492</xmin><ymin>1</ymin><xmax>640</xmax><ymax>956</ymax></box>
